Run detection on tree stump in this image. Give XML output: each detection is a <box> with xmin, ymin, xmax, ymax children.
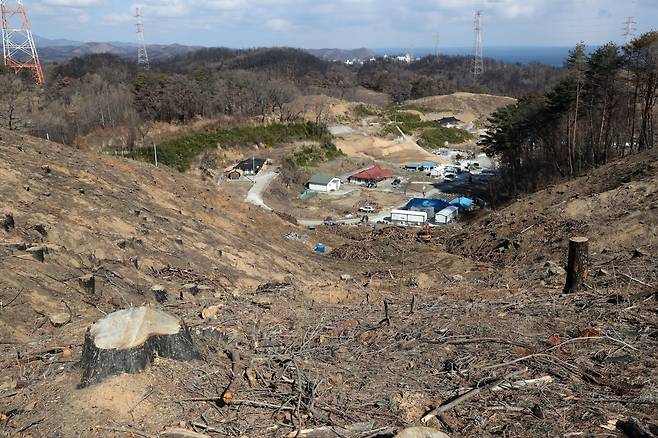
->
<box><xmin>2</xmin><ymin>214</ymin><xmax>15</xmax><ymax>231</ymax></box>
<box><xmin>152</xmin><ymin>285</ymin><xmax>168</xmax><ymax>303</ymax></box>
<box><xmin>26</xmin><ymin>246</ymin><xmax>45</xmax><ymax>262</ymax></box>
<box><xmin>78</xmin><ymin>274</ymin><xmax>96</xmax><ymax>294</ymax></box>
<box><xmin>563</xmin><ymin>236</ymin><xmax>589</xmax><ymax>293</ymax></box>
<box><xmin>79</xmin><ymin>306</ymin><xmax>198</xmax><ymax>387</ymax></box>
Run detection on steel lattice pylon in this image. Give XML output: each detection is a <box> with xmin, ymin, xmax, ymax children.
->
<box><xmin>135</xmin><ymin>7</ymin><xmax>149</xmax><ymax>70</ymax></box>
<box><xmin>471</xmin><ymin>10</ymin><xmax>483</xmax><ymax>80</ymax></box>
<box><xmin>0</xmin><ymin>0</ymin><xmax>44</xmax><ymax>85</ymax></box>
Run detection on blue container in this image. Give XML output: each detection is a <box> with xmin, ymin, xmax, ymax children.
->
<box><xmin>315</xmin><ymin>243</ymin><xmax>326</xmax><ymax>254</ymax></box>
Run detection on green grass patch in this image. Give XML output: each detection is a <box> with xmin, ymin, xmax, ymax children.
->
<box><xmin>286</xmin><ymin>138</ymin><xmax>345</xmax><ymax>169</ymax></box>
<box><xmin>381</xmin><ymin>111</ymin><xmax>436</xmax><ymax>135</ymax></box>
<box><xmin>134</xmin><ymin>122</ymin><xmax>330</xmax><ymax>171</ymax></box>
<box><xmin>352</xmin><ymin>104</ymin><xmax>380</xmax><ymax>118</ymax></box>
<box><xmin>418</xmin><ymin>127</ymin><xmax>474</xmax><ymax>149</ymax></box>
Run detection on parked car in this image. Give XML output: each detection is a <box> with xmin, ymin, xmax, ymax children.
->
<box><xmin>392</xmin><ymin>177</ymin><xmax>402</xmax><ymax>186</ymax></box>
<box><xmin>323</xmin><ymin>217</ymin><xmax>337</xmax><ymax>226</ymax></box>
<box><xmin>443</xmin><ymin>172</ymin><xmax>457</xmax><ymax>181</ymax></box>
<box><xmin>359</xmin><ymin>205</ymin><xmax>375</xmax><ymax>213</ymax></box>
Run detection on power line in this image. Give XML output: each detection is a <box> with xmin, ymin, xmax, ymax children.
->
<box><xmin>471</xmin><ymin>10</ymin><xmax>483</xmax><ymax>80</ymax></box>
<box><xmin>0</xmin><ymin>0</ymin><xmax>44</xmax><ymax>85</ymax></box>
<box><xmin>135</xmin><ymin>7</ymin><xmax>150</xmax><ymax>70</ymax></box>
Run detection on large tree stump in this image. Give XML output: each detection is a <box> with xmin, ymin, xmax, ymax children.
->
<box><xmin>563</xmin><ymin>236</ymin><xmax>589</xmax><ymax>293</ymax></box>
<box><xmin>79</xmin><ymin>306</ymin><xmax>198</xmax><ymax>387</ymax></box>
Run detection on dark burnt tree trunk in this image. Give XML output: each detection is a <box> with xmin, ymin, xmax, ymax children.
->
<box><xmin>563</xmin><ymin>236</ymin><xmax>589</xmax><ymax>293</ymax></box>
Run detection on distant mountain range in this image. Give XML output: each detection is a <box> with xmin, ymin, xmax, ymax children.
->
<box><xmin>34</xmin><ymin>36</ymin><xmax>201</xmax><ymax>64</ymax></box>
<box><xmin>34</xmin><ymin>36</ymin><xmax>378</xmax><ymax>65</ymax></box>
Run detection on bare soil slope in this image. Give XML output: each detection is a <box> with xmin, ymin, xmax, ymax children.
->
<box><xmin>407</xmin><ymin>92</ymin><xmax>517</xmax><ymax>125</ymax></box>
<box><xmin>448</xmin><ymin>147</ymin><xmax>658</xmax><ymax>266</ymax></box>
<box><xmin>0</xmin><ymin>130</ymin><xmax>656</xmax><ymax>437</ymax></box>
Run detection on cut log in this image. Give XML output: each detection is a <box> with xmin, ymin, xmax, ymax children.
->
<box><xmin>563</xmin><ymin>236</ymin><xmax>589</xmax><ymax>293</ymax></box>
<box><xmin>79</xmin><ymin>306</ymin><xmax>198</xmax><ymax>387</ymax></box>
<box><xmin>287</xmin><ymin>422</ymin><xmax>375</xmax><ymax>438</ymax></box>
<box><xmin>49</xmin><ymin>312</ymin><xmax>71</xmax><ymax>327</ymax></box>
<box><xmin>160</xmin><ymin>428</ymin><xmax>210</xmax><ymax>438</ymax></box>
<box><xmin>396</xmin><ymin>428</ymin><xmax>451</xmax><ymax>438</ymax></box>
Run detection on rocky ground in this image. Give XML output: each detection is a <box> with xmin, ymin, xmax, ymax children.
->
<box><xmin>0</xmin><ymin>130</ymin><xmax>656</xmax><ymax>437</ymax></box>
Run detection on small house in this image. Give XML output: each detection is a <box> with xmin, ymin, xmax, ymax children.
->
<box><xmin>308</xmin><ymin>175</ymin><xmax>341</xmax><ymax>192</ymax></box>
<box><xmin>430</xmin><ymin>166</ymin><xmax>445</xmax><ymax>178</ymax></box>
<box><xmin>234</xmin><ymin>158</ymin><xmax>268</xmax><ymax>176</ymax></box>
<box><xmin>405</xmin><ymin>162</ymin><xmax>439</xmax><ymax>172</ymax></box>
<box><xmin>436</xmin><ymin>116</ymin><xmax>462</xmax><ymax>128</ymax></box>
<box><xmin>435</xmin><ymin>206</ymin><xmax>459</xmax><ymax>224</ymax></box>
<box><xmin>348</xmin><ymin>165</ymin><xmax>392</xmax><ymax>185</ymax></box>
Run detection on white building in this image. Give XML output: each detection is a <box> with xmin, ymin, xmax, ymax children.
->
<box><xmin>308</xmin><ymin>175</ymin><xmax>341</xmax><ymax>192</ymax></box>
<box><xmin>435</xmin><ymin>206</ymin><xmax>459</xmax><ymax>224</ymax></box>
<box><xmin>390</xmin><ymin>209</ymin><xmax>427</xmax><ymax>226</ymax></box>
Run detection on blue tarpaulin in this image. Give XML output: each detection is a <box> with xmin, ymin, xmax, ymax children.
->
<box><xmin>450</xmin><ymin>197</ymin><xmax>474</xmax><ymax>208</ymax></box>
<box><xmin>404</xmin><ymin>198</ymin><xmax>450</xmax><ymax>211</ymax></box>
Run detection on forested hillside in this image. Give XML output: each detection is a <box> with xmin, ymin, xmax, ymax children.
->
<box><xmin>0</xmin><ymin>46</ymin><xmax>563</xmax><ymax>149</ymax></box>
<box><xmin>481</xmin><ymin>32</ymin><xmax>658</xmax><ymax>198</ymax></box>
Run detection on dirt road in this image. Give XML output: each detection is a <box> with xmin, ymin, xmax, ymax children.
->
<box><xmin>245</xmin><ymin>170</ymin><xmax>278</xmax><ymax>211</ymax></box>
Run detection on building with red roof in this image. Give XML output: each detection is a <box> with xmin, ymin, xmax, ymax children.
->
<box><xmin>348</xmin><ymin>165</ymin><xmax>393</xmax><ymax>185</ymax></box>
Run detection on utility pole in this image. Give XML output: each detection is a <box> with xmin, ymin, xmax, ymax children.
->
<box><xmin>135</xmin><ymin>7</ymin><xmax>150</xmax><ymax>70</ymax></box>
<box><xmin>623</xmin><ymin>16</ymin><xmax>636</xmax><ymax>44</ymax></box>
<box><xmin>471</xmin><ymin>10</ymin><xmax>483</xmax><ymax>80</ymax></box>
<box><xmin>0</xmin><ymin>0</ymin><xmax>44</xmax><ymax>85</ymax></box>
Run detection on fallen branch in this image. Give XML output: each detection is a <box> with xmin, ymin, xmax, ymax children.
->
<box><xmin>619</xmin><ymin>273</ymin><xmax>656</xmax><ymax>289</ymax></box>
<box><xmin>491</xmin><ymin>375</ymin><xmax>553</xmax><ymax>392</ymax></box>
<box><xmin>480</xmin><ymin>335</ymin><xmax>638</xmax><ymax>371</ymax></box>
<box><xmin>421</xmin><ymin>368</ymin><xmax>527</xmax><ymax>424</ymax></box>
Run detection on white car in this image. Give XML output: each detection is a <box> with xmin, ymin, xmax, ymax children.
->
<box><xmin>359</xmin><ymin>206</ymin><xmax>375</xmax><ymax>213</ymax></box>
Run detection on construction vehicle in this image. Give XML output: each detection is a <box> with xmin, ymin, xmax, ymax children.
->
<box><xmin>417</xmin><ymin>224</ymin><xmax>433</xmax><ymax>242</ymax></box>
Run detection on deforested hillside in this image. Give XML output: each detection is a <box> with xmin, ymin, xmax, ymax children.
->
<box><xmin>0</xmin><ymin>129</ymin><xmax>334</xmax><ymax>343</ymax></box>
<box><xmin>0</xmin><ymin>130</ymin><xmax>656</xmax><ymax>437</ymax></box>
<box><xmin>448</xmin><ymin>146</ymin><xmax>658</xmax><ymax>266</ymax></box>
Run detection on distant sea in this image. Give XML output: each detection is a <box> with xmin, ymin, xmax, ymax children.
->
<box><xmin>373</xmin><ymin>46</ymin><xmax>593</xmax><ymax>67</ymax></box>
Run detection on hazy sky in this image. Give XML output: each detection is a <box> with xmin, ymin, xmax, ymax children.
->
<box><xmin>28</xmin><ymin>0</ymin><xmax>657</xmax><ymax>48</ymax></box>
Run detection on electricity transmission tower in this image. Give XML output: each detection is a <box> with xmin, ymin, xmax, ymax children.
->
<box><xmin>623</xmin><ymin>16</ymin><xmax>636</xmax><ymax>44</ymax></box>
<box><xmin>0</xmin><ymin>0</ymin><xmax>44</xmax><ymax>85</ymax></box>
<box><xmin>135</xmin><ymin>7</ymin><xmax>150</xmax><ymax>70</ymax></box>
<box><xmin>471</xmin><ymin>10</ymin><xmax>483</xmax><ymax>80</ymax></box>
